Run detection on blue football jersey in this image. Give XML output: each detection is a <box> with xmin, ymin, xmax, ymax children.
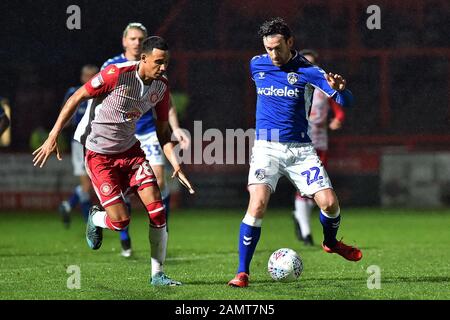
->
<box><xmin>101</xmin><ymin>53</ymin><xmax>127</xmax><ymax>70</ymax></box>
<box><xmin>102</xmin><ymin>53</ymin><xmax>156</xmax><ymax>135</ymax></box>
<box><xmin>63</xmin><ymin>86</ymin><xmax>88</xmax><ymax>128</ymax></box>
<box><xmin>250</xmin><ymin>51</ymin><xmax>353</xmax><ymax>143</ymax></box>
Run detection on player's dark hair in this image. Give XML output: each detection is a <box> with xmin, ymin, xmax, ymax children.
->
<box><xmin>299</xmin><ymin>49</ymin><xmax>319</xmax><ymax>62</ymax></box>
<box><xmin>258</xmin><ymin>17</ymin><xmax>292</xmax><ymax>40</ymax></box>
<box><xmin>142</xmin><ymin>36</ymin><xmax>169</xmax><ymax>53</ymax></box>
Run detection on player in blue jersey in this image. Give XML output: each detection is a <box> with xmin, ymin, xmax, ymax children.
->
<box><xmin>102</xmin><ymin>22</ymin><xmax>190</xmax><ymax>258</ymax></box>
<box><xmin>0</xmin><ymin>99</ymin><xmax>10</xmax><ymax>137</ymax></box>
<box><xmin>58</xmin><ymin>64</ymin><xmax>99</xmax><ymax>228</ymax></box>
<box><xmin>228</xmin><ymin>18</ymin><xmax>362</xmax><ymax>287</ymax></box>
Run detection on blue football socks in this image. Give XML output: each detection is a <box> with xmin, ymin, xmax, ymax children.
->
<box><xmin>319</xmin><ymin>210</ymin><xmax>340</xmax><ymax>248</ymax></box>
<box><xmin>237</xmin><ymin>214</ymin><xmax>262</xmax><ymax>274</ymax></box>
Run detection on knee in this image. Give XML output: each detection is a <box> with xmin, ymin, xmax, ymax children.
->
<box><xmin>110</xmin><ymin>217</ymin><xmax>130</xmax><ymax>231</ymax></box>
<box><xmin>156</xmin><ymin>176</ymin><xmax>165</xmax><ymax>191</ymax></box>
<box><xmin>249</xmin><ymin>198</ymin><xmax>267</xmax><ymax>218</ymax></box>
<box><xmin>318</xmin><ymin>199</ymin><xmax>340</xmax><ymax>216</ymax></box>
<box><xmin>146</xmin><ymin>200</ymin><xmax>166</xmax><ymax>228</ymax></box>
<box><xmin>248</xmin><ymin>186</ymin><xmax>270</xmax><ymax>218</ymax></box>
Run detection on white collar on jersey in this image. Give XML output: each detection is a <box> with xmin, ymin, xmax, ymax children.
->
<box><xmin>134</xmin><ymin>63</ymin><xmax>150</xmax><ymax>97</ymax></box>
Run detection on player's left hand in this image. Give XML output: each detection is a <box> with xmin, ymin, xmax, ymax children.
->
<box><xmin>326</xmin><ymin>73</ymin><xmax>346</xmax><ymax>91</ymax></box>
<box><xmin>32</xmin><ymin>136</ymin><xmax>62</xmax><ymax>168</ymax></box>
<box><xmin>173</xmin><ymin>128</ymin><xmax>191</xmax><ymax>150</ymax></box>
<box><xmin>172</xmin><ymin>168</ymin><xmax>195</xmax><ymax>194</ymax></box>
<box><xmin>329</xmin><ymin>118</ymin><xmax>343</xmax><ymax>130</ymax></box>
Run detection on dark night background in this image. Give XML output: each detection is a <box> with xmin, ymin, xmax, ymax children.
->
<box><xmin>1</xmin><ymin>0</ymin><xmax>448</xmax><ymax>151</ymax></box>
<box><xmin>0</xmin><ymin>0</ymin><xmax>448</xmax><ymax>207</ymax></box>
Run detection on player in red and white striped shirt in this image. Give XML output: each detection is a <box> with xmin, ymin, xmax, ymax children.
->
<box><xmin>293</xmin><ymin>49</ymin><xmax>346</xmax><ymax>246</ymax></box>
<box><xmin>33</xmin><ymin>36</ymin><xmax>194</xmax><ymax>286</ymax></box>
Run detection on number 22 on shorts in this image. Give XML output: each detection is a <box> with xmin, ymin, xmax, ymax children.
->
<box><xmin>301</xmin><ymin>166</ymin><xmax>323</xmax><ymax>186</ymax></box>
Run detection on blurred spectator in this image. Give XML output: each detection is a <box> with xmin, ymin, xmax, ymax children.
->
<box><xmin>0</xmin><ymin>97</ymin><xmax>10</xmax><ymax>137</ymax></box>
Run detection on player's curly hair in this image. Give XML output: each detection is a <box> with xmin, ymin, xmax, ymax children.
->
<box><xmin>258</xmin><ymin>17</ymin><xmax>292</xmax><ymax>40</ymax></box>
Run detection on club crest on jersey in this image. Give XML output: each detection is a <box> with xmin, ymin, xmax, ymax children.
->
<box><xmin>91</xmin><ymin>74</ymin><xmax>104</xmax><ymax>89</ymax></box>
<box><xmin>257</xmin><ymin>72</ymin><xmax>265</xmax><ymax>79</ymax></box>
<box><xmin>255</xmin><ymin>169</ymin><xmax>266</xmax><ymax>180</ymax></box>
<box><xmin>287</xmin><ymin>72</ymin><xmax>299</xmax><ymax>85</ymax></box>
<box><xmin>123</xmin><ymin>108</ymin><xmax>141</xmax><ymax>122</ymax></box>
<box><xmin>150</xmin><ymin>92</ymin><xmax>159</xmax><ymax>103</ymax></box>
<box><xmin>100</xmin><ymin>183</ymin><xmax>113</xmax><ymax>196</ymax></box>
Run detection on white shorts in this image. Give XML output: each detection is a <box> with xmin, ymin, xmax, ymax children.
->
<box><xmin>135</xmin><ymin>131</ymin><xmax>165</xmax><ymax>166</ymax></box>
<box><xmin>248</xmin><ymin>140</ymin><xmax>333</xmax><ymax>197</ymax></box>
<box><xmin>71</xmin><ymin>139</ymin><xmax>87</xmax><ymax>176</ymax></box>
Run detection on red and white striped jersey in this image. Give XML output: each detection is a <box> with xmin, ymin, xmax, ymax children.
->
<box><xmin>308</xmin><ymin>89</ymin><xmax>345</xmax><ymax>151</ymax></box>
<box><xmin>74</xmin><ymin>61</ymin><xmax>169</xmax><ymax>154</ymax></box>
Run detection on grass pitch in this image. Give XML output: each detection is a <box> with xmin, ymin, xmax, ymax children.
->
<box><xmin>0</xmin><ymin>207</ymin><xmax>449</xmax><ymax>300</ymax></box>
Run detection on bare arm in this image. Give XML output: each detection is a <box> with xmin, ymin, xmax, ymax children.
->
<box><xmin>168</xmin><ymin>94</ymin><xmax>190</xmax><ymax>150</ymax></box>
<box><xmin>32</xmin><ymin>86</ymin><xmax>92</xmax><ymax>167</ymax></box>
<box><xmin>168</xmin><ymin>95</ymin><xmax>180</xmax><ymax>130</ymax></box>
<box><xmin>156</xmin><ymin>119</ymin><xmax>179</xmax><ymax>171</ymax></box>
<box><xmin>156</xmin><ymin>119</ymin><xmax>195</xmax><ymax>194</ymax></box>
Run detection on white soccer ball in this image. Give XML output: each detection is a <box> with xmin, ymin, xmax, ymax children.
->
<box><xmin>268</xmin><ymin>248</ymin><xmax>303</xmax><ymax>282</ymax></box>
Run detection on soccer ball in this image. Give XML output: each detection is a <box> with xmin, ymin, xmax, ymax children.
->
<box><xmin>268</xmin><ymin>248</ymin><xmax>303</xmax><ymax>282</ymax></box>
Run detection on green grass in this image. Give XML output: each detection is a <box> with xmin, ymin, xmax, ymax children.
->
<box><xmin>1</xmin><ymin>208</ymin><xmax>450</xmax><ymax>300</ymax></box>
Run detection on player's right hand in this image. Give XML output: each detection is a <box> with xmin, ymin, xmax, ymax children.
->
<box><xmin>32</xmin><ymin>136</ymin><xmax>62</xmax><ymax>168</ymax></box>
<box><xmin>172</xmin><ymin>168</ymin><xmax>195</xmax><ymax>194</ymax></box>
<box><xmin>326</xmin><ymin>73</ymin><xmax>346</xmax><ymax>91</ymax></box>
<box><xmin>173</xmin><ymin>128</ymin><xmax>191</xmax><ymax>150</ymax></box>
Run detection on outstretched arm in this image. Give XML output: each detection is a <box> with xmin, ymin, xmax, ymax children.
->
<box><xmin>33</xmin><ymin>64</ymin><xmax>119</xmax><ymax>167</ymax></box>
<box><xmin>325</xmin><ymin>72</ymin><xmax>353</xmax><ymax>108</ymax></box>
<box><xmin>32</xmin><ymin>86</ymin><xmax>91</xmax><ymax>167</ymax></box>
<box><xmin>306</xmin><ymin>65</ymin><xmax>353</xmax><ymax>108</ymax></box>
<box><xmin>156</xmin><ymin>119</ymin><xmax>195</xmax><ymax>194</ymax></box>
<box><xmin>168</xmin><ymin>94</ymin><xmax>190</xmax><ymax>150</ymax></box>
<box><xmin>154</xmin><ymin>86</ymin><xmax>194</xmax><ymax>194</ymax></box>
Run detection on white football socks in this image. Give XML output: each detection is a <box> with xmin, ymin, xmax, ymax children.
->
<box><xmin>92</xmin><ymin>211</ymin><xmax>108</xmax><ymax>228</ymax></box>
<box><xmin>149</xmin><ymin>226</ymin><xmax>168</xmax><ymax>276</ymax></box>
<box><xmin>294</xmin><ymin>197</ymin><xmax>314</xmax><ymax>238</ymax></box>
<box><xmin>242</xmin><ymin>213</ymin><xmax>263</xmax><ymax>227</ymax></box>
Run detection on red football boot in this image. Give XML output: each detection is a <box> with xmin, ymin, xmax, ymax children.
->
<box><xmin>228</xmin><ymin>272</ymin><xmax>249</xmax><ymax>287</ymax></box>
<box><xmin>322</xmin><ymin>239</ymin><xmax>362</xmax><ymax>262</ymax></box>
